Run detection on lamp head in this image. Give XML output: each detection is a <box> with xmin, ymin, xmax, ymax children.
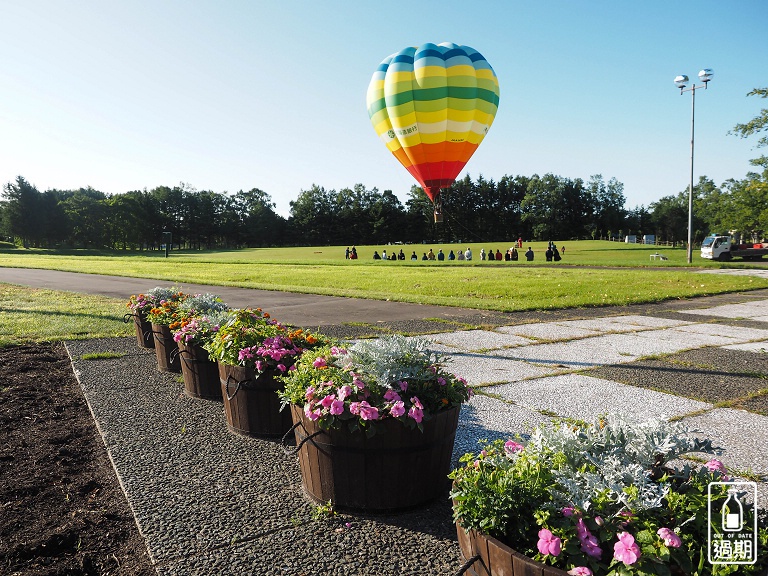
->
<box><xmin>674</xmin><ymin>75</ymin><xmax>689</xmax><ymax>89</ymax></box>
<box><xmin>698</xmin><ymin>69</ymin><xmax>714</xmax><ymax>83</ymax></box>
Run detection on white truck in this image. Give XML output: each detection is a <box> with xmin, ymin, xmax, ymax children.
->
<box><xmin>701</xmin><ymin>234</ymin><xmax>768</xmax><ymax>261</ymax></box>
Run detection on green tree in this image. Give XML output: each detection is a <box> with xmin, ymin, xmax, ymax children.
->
<box><xmin>729</xmin><ymin>87</ymin><xmax>768</xmax><ymax>168</ymax></box>
<box><xmin>2</xmin><ymin>176</ymin><xmax>42</xmax><ymax>247</ymax></box>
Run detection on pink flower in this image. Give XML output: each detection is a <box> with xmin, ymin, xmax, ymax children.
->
<box><xmin>337</xmin><ymin>385</ymin><xmax>352</xmax><ymax>401</ymax></box>
<box><xmin>390</xmin><ymin>401</ymin><xmax>405</xmax><ymax>418</ymax></box>
<box><xmin>536</xmin><ymin>528</ymin><xmax>562</xmax><ymax>557</ymax></box>
<box><xmin>255</xmin><ymin>360</ymin><xmax>265</xmax><ymax>371</ymax></box>
<box><xmin>437</xmin><ymin>377</ymin><xmax>446</xmax><ymax>386</ymax></box>
<box><xmin>613</xmin><ymin>532</ymin><xmax>641</xmax><ymax>565</ymax></box>
<box><xmin>657</xmin><ymin>527</ymin><xmax>682</xmax><ymax>548</ymax></box>
<box><xmin>320</xmin><ymin>394</ymin><xmax>335</xmax><ymax>409</ymax></box>
<box><xmin>312</xmin><ymin>357</ymin><xmax>327</xmax><ymax>368</ymax></box>
<box><xmin>383</xmin><ymin>389</ymin><xmax>401</xmax><ymax>402</ymax></box>
<box><xmin>349</xmin><ymin>402</ymin><xmax>361</xmax><ymax>415</ymax></box>
<box><xmin>398</xmin><ymin>380</ymin><xmax>408</xmax><ymax>392</ymax></box>
<box><xmin>705</xmin><ymin>459</ymin><xmax>728</xmax><ymax>478</ymax></box>
<box><xmin>276</xmin><ymin>363</ymin><xmax>286</xmax><ymax>372</ymax></box>
<box><xmin>305</xmin><ymin>386</ymin><xmax>315</xmax><ymax>400</ymax></box>
<box><xmin>567</xmin><ymin>568</ymin><xmax>593</xmax><ymax>576</ymax></box>
<box><xmin>410</xmin><ymin>396</ymin><xmax>423</xmax><ymax>410</ymax></box>
<box><xmin>561</xmin><ymin>507</ymin><xmax>575</xmax><ymax>517</ymax></box>
<box><xmin>358</xmin><ymin>402</ymin><xmax>379</xmax><ymax>421</ymax></box>
<box><xmin>329</xmin><ymin>399</ymin><xmax>344</xmax><ymax>415</ymax></box>
<box><xmin>576</xmin><ymin>519</ymin><xmax>602</xmax><ymax>559</ymax></box>
<box><xmin>504</xmin><ymin>440</ymin><xmax>524</xmax><ymax>454</ymax></box>
<box><xmin>304</xmin><ymin>404</ymin><xmax>320</xmax><ymax>421</ymax></box>
<box><xmin>408</xmin><ymin>405</ymin><xmax>423</xmax><ymax>423</ymax></box>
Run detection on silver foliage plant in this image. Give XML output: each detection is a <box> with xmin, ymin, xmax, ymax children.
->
<box><xmin>343</xmin><ymin>334</ymin><xmax>448</xmax><ymax>387</ymax></box>
<box><xmin>178</xmin><ymin>293</ymin><xmax>228</xmax><ymax>316</ymax></box>
<box><xmin>525</xmin><ymin>414</ymin><xmax>721</xmax><ymax>514</ymax></box>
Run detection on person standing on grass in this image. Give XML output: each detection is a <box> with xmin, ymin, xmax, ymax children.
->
<box><xmin>465</xmin><ymin>247</ymin><xmax>472</xmax><ymax>261</ymax></box>
<box><xmin>345</xmin><ymin>247</ymin><xmax>350</xmax><ymax>259</ymax></box>
<box><xmin>350</xmin><ymin>246</ymin><xmax>358</xmax><ymax>259</ymax></box>
<box><xmin>525</xmin><ymin>247</ymin><xmax>534</xmax><ymax>261</ymax></box>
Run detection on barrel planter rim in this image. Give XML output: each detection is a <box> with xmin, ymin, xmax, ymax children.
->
<box><xmin>218</xmin><ymin>362</ymin><xmax>292</xmax><ymax>438</ymax></box>
<box><xmin>455</xmin><ymin>521</ymin><xmax>569</xmax><ymax>576</ymax></box>
<box><xmin>289</xmin><ymin>403</ymin><xmax>460</xmax><ymax>513</ymax></box>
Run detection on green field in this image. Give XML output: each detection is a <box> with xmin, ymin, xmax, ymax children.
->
<box><xmin>1</xmin><ymin>240</ymin><xmax>767</xmax><ymax>345</ymax></box>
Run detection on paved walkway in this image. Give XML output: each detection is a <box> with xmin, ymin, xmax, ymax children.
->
<box><xmin>54</xmin><ymin>273</ymin><xmax>768</xmax><ymax>575</ymax></box>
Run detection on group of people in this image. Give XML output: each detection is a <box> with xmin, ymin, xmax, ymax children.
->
<box><xmin>363</xmin><ymin>244</ymin><xmax>565</xmax><ymax>263</ymax></box>
<box><xmin>344</xmin><ymin>246</ymin><xmax>359</xmax><ymax>259</ymax></box>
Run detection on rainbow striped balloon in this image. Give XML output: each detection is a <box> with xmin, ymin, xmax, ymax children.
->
<box><xmin>366</xmin><ymin>42</ymin><xmax>500</xmax><ymax>203</ymax></box>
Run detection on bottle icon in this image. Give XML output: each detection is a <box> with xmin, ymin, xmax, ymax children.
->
<box><xmin>721</xmin><ymin>488</ymin><xmax>743</xmax><ymax>532</ymax></box>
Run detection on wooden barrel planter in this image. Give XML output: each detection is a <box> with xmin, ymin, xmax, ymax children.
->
<box><xmin>289</xmin><ymin>404</ymin><xmax>459</xmax><ymax>512</ymax></box>
<box><xmin>455</xmin><ymin>522</ymin><xmax>567</xmax><ymax>576</ymax></box>
<box><xmin>151</xmin><ymin>323</ymin><xmax>181</xmax><ymax>373</ymax></box>
<box><xmin>218</xmin><ymin>363</ymin><xmax>292</xmax><ymax>437</ymax></box>
<box><xmin>177</xmin><ymin>341</ymin><xmax>222</xmax><ymax>400</ymax></box>
<box><xmin>124</xmin><ymin>310</ymin><xmax>154</xmax><ymax>349</ymax></box>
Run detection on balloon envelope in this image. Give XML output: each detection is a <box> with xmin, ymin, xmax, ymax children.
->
<box><xmin>366</xmin><ymin>42</ymin><xmax>500</xmax><ymax>202</ymax></box>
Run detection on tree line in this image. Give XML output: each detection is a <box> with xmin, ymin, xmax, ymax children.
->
<box><xmin>3</xmin><ymin>86</ymin><xmax>765</xmax><ymax>250</ymax></box>
<box><xmin>1</xmin><ymin>169</ymin><xmax>766</xmax><ymax>250</ymax></box>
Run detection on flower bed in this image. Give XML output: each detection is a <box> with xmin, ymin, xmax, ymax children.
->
<box><xmin>451</xmin><ymin>416</ymin><xmax>768</xmax><ymax>575</ymax></box>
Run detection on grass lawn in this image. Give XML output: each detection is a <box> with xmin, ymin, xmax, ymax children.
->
<box><xmin>1</xmin><ymin>240</ymin><xmax>767</xmax><ymax>344</ymax></box>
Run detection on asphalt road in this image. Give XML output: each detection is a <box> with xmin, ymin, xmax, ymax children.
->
<box><xmin>0</xmin><ymin>267</ymin><xmax>490</xmax><ymax>327</ymax></box>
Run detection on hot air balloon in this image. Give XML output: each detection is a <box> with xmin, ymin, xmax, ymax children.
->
<box><xmin>366</xmin><ymin>42</ymin><xmax>500</xmax><ymax>222</ymax></box>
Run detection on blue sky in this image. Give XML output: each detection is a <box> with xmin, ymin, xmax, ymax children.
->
<box><xmin>1</xmin><ymin>1</ymin><xmax>766</xmax><ymax>217</ymax></box>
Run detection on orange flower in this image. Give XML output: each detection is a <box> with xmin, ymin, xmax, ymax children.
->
<box><xmin>306</xmin><ymin>335</ymin><xmax>318</xmax><ymax>345</ymax></box>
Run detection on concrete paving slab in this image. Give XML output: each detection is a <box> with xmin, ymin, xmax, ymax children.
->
<box><xmin>721</xmin><ymin>341</ymin><xmax>768</xmax><ymax>353</ymax></box>
<box><xmin>454</xmin><ymin>394</ymin><xmax>551</xmax><ymax>460</ymax></box>
<box><xmin>426</xmin><ymin>329</ymin><xmax>534</xmax><ymax>351</ymax></box>
<box><xmin>678</xmin><ymin>303</ymin><xmax>765</xmax><ymax>319</ymax></box>
<box><xmin>496</xmin><ymin>322</ymin><xmax>600</xmax><ymax>341</ymax></box>
<box><xmin>680</xmin><ymin>408</ymin><xmax>768</xmax><ymax>474</ymax></box>
<box><xmin>632</xmin><ymin>327</ymin><xmax>741</xmax><ymax>348</ymax></box>
<box><xmin>486</xmin><ymin>374</ymin><xmax>712</xmax><ymax>422</ymax></box>
<box><xmin>548</xmin><ymin>318</ymin><xmax>639</xmax><ymax>333</ymax></box>
<box><xmin>588</xmin><ymin>332</ymin><xmax>711</xmax><ymax>357</ymax></box>
<box><xmin>595</xmin><ymin>314</ymin><xmax>694</xmax><ymax>329</ymax></box>
<box><xmin>445</xmin><ymin>351</ymin><xmax>559</xmax><ymax>386</ymax></box>
<box><xmin>674</xmin><ymin>323</ymin><xmax>768</xmax><ymax>342</ymax></box>
<box><xmin>491</xmin><ymin>339</ymin><xmax>633</xmax><ymax>369</ymax></box>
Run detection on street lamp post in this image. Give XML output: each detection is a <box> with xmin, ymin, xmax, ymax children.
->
<box><xmin>674</xmin><ymin>69</ymin><xmax>713</xmax><ymax>264</ymax></box>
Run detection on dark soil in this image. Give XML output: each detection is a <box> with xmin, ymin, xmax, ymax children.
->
<box><xmin>0</xmin><ymin>343</ymin><xmax>155</xmax><ymax>575</ymax></box>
